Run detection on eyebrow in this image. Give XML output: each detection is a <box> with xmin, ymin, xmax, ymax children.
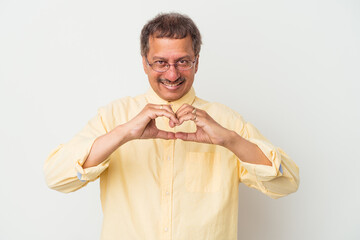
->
<box><xmin>152</xmin><ymin>55</ymin><xmax>192</xmax><ymax>61</ymax></box>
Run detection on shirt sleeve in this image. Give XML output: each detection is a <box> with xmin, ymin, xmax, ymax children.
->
<box><xmin>43</xmin><ymin>105</ymin><xmax>112</xmax><ymax>193</ymax></box>
<box><xmin>237</xmin><ymin>121</ymin><xmax>300</xmax><ymax>199</ymax></box>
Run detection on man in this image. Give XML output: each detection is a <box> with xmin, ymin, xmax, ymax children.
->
<box><xmin>44</xmin><ymin>13</ymin><xmax>299</xmax><ymax>240</ymax></box>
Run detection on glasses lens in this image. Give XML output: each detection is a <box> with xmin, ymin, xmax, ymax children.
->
<box><xmin>152</xmin><ymin>62</ymin><xmax>168</xmax><ymax>72</ymax></box>
<box><xmin>177</xmin><ymin>60</ymin><xmax>192</xmax><ymax>71</ymax></box>
<box><xmin>149</xmin><ymin>59</ymin><xmax>195</xmax><ymax>72</ymax></box>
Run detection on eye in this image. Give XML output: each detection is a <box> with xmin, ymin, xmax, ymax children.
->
<box><xmin>177</xmin><ymin>60</ymin><xmax>190</xmax><ymax>66</ymax></box>
<box><xmin>154</xmin><ymin>60</ymin><xmax>166</xmax><ymax>66</ymax></box>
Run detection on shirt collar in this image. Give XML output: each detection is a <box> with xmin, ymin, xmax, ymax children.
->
<box><xmin>145</xmin><ymin>87</ymin><xmax>196</xmax><ymax>112</ymax></box>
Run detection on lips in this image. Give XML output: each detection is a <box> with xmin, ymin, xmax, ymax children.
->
<box><xmin>159</xmin><ymin>78</ymin><xmax>185</xmax><ymax>89</ymax></box>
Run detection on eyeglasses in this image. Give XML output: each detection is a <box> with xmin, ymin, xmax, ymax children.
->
<box><xmin>145</xmin><ymin>57</ymin><xmax>197</xmax><ymax>73</ymax></box>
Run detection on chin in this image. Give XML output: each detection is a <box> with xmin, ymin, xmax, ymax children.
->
<box><xmin>160</xmin><ymin>92</ymin><xmax>182</xmax><ymax>102</ymax></box>
<box><xmin>157</xmin><ymin>85</ymin><xmax>188</xmax><ymax>102</ymax></box>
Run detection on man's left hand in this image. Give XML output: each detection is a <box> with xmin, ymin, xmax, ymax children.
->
<box><xmin>170</xmin><ymin>103</ymin><xmax>272</xmax><ymax>166</ymax></box>
<box><xmin>171</xmin><ymin>103</ymin><xmax>233</xmax><ymax>147</ymax></box>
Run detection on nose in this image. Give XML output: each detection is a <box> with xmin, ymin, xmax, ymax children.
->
<box><xmin>163</xmin><ymin>65</ymin><xmax>180</xmax><ymax>82</ymax></box>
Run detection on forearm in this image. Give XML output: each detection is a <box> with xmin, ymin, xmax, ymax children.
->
<box><xmin>224</xmin><ymin>131</ymin><xmax>272</xmax><ymax>166</ymax></box>
<box><xmin>82</xmin><ymin>124</ymin><xmax>131</xmax><ymax>169</ymax></box>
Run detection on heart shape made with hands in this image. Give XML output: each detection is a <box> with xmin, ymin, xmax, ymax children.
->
<box><xmin>132</xmin><ymin>103</ymin><xmax>228</xmax><ymax>145</ymax></box>
<box><xmin>168</xmin><ymin>107</ymin><xmax>198</xmax><ymax>127</ymax></box>
<box><xmin>151</xmin><ymin>103</ymin><xmax>225</xmax><ymax>145</ymax></box>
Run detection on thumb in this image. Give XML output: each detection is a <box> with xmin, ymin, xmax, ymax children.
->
<box><xmin>156</xmin><ymin>130</ymin><xmax>176</xmax><ymax>140</ymax></box>
<box><xmin>175</xmin><ymin>132</ymin><xmax>197</xmax><ymax>142</ymax></box>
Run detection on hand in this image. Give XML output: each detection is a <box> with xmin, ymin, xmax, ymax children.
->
<box><xmin>125</xmin><ymin>104</ymin><xmax>179</xmax><ymax>141</ymax></box>
<box><xmin>172</xmin><ymin>104</ymin><xmax>232</xmax><ymax>146</ymax></box>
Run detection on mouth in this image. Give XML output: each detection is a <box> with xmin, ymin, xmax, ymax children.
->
<box><xmin>159</xmin><ymin>78</ymin><xmax>185</xmax><ymax>89</ymax></box>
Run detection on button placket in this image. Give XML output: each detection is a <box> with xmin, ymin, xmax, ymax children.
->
<box><xmin>160</xmin><ymin>137</ymin><xmax>174</xmax><ymax>239</ymax></box>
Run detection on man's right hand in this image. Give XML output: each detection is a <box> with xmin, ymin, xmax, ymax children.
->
<box><xmin>125</xmin><ymin>104</ymin><xmax>179</xmax><ymax>141</ymax></box>
<box><xmin>82</xmin><ymin>104</ymin><xmax>178</xmax><ymax>169</ymax></box>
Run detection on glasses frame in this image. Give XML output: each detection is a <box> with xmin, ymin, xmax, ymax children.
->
<box><xmin>145</xmin><ymin>57</ymin><xmax>198</xmax><ymax>73</ymax></box>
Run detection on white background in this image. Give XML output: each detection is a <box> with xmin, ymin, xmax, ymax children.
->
<box><xmin>0</xmin><ymin>0</ymin><xmax>359</xmax><ymax>239</ymax></box>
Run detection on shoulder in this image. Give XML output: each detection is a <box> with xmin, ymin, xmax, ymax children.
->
<box><xmin>194</xmin><ymin>96</ymin><xmax>246</xmax><ymax>130</ymax></box>
<box><xmin>195</xmin><ymin>97</ymin><xmax>243</xmax><ymax>119</ymax></box>
<box><xmin>96</xmin><ymin>94</ymin><xmax>148</xmax><ymax>122</ymax></box>
<box><xmin>100</xmin><ymin>94</ymin><xmax>147</xmax><ymax>110</ymax></box>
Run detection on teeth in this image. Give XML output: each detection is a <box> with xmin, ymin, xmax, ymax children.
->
<box><xmin>162</xmin><ymin>81</ymin><xmax>183</xmax><ymax>87</ymax></box>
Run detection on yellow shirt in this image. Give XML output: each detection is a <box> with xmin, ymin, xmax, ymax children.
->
<box><xmin>44</xmin><ymin>87</ymin><xmax>299</xmax><ymax>240</ymax></box>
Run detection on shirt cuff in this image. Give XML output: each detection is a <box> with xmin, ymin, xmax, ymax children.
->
<box><xmin>74</xmin><ymin>139</ymin><xmax>111</xmax><ymax>182</ymax></box>
<box><xmin>75</xmin><ymin>157</ymin><xmax>110</xmax><ymax>182</ymax></box>
<box><xmin>239</xmin><ymin>138</ymin><xmax>283</xmax><ymax>181</ymax></box>
<box><xmin>77</xmin><ymin>172</ymin><xmax>86</xmax><ymax>182</ymax></box>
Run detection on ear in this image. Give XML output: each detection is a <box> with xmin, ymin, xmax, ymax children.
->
<box><xmin>142</xmin><ymin>56</ymin><xmax>149</xmax><ymax>75</ymax></box>
<box><xmin>194</xmin><ymin>55</ymin><xmax>200</xmax><ymax>73</ymax></box>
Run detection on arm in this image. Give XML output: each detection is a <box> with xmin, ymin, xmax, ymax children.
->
<box><xmin>44</xmin><ymin>106</ymin><xmax>111</xmax><ymax>193</ymax></box>
<box><xmin>44</xmin><ymin>103</ymin><xmax>178</xmax><ymax>193</ymax></box>
<box><xmin>82</xmin><ymin>104</ymin><xmax>178</xmax><ymax>168</ymax></box>
<box><xmin>174</xmin><ymin>103</ymin><xmax>299</xmax><ymax>199</ymax></box>
<box><xmin>81</xmin><ymin>124</ymin><xmax>130</xmax><ymax>169</ymax></box>
<box><xmin>174</xmin><ymin>104</ymin><xmax>272</xmax><ymax>166</ymax></box>
<box><xmin>224</xmin><ymin>130</ymin><xmax>273</xmax><ymax>167</ymax></box>
<box><xmin>233</xmin><ymin>121</ymin><xmax>299</xmax><ymax>199</ymax></box>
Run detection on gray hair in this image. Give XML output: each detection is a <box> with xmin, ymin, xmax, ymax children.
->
<box><xmin>140</xmin><ymin>12</ymin><xmax>202</xmax><ymax>57</ymax></box>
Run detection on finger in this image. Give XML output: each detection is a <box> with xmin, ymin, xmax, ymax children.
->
<box><xmin>175</xmin><ymin>103</ymin><xmax>192</xmax><ymax>114</ymax></box>
<box><xmin>175</xmin><ymin>105</ymin><xmax>192</xmax><ymax>117</ymax></box>
<box><xmin>156</xmin><ymin>130</ymin><xmax>176</xmax><ymax>140</ymax></box>
<box><xmin>169</xmin><ymin>119</ymin><xmax>176</xmax><ymax>128</ymax></box>
<box><xmin>162</xmin><ymin>105</ymin><xmax>178</xmax><ymax>125</ymax></box>
<box><xmin>149</xmin><ymin>108</ymin><xmax>179</xmax><ymax>124</ymax></box>
<box><xmin>176</xmin><ymin>104</ymin><xmax>195</xmax><ymax>119</ymax></box>
<box><xmin>175</xmin><ymin>103</ymin><xmax>191</xmax><ymax>113</ymax></box>
<box><xmin>152</xmin><ymin>105</ymin><xmax>176</xmax><ymax>118</ymax></box>
<box><xmin>175</xmin><ymin>132</ymin><xmax>198</xmax><ymax>142</ymax></box>
<box><xmin>156</xmin><ymin>104</ymin><xmax>174</xmax><ymax>113</ymax></box>
<box><xmin>177</xmin><ymin>112</ymin><xmax>199</xmax><ymax>125</ymax></box>
<box><xmin>156</xmin><ymin>104</ymin><xmax>178</xmax><ymax>127</ymax></box>
<box><xmin>147</xmin><ymin>104</ymin><xmax>174</xmax><ymax>115</ymax></box>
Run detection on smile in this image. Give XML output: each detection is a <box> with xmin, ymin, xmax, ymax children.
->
<box><xmin>159</xmin><ymin>78</ymin><xmax>185</xmax><ymax>89</ymax></box>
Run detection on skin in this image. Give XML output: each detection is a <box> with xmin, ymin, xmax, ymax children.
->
<box><xmin>142</xmin><ymin>35</ymin><xmax>198</xmax><ymax>102</ymax></box>
<box><xmin>82</xmin><ymin>35</ymin><xmax>272</xmax><ymax>169</ymax></box>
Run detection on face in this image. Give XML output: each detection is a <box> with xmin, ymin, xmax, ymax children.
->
<box><xmin>142</xmin><ymin>35</ymin><xmax>199</xmax><ymax>102</ymax></box>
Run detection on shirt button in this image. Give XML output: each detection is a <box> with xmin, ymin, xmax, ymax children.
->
<box><xmin>164</xmin><ymin>227</ymin><xmax>168</xmax><ymax>232</ymax></box>
<box><xmin>167</xmin><ymin>156</ymin><xmax>170</xmax><ymax>161</ymax></box>
<box><xmin>166</xmin><ymin>191</ymin><xmax>170</xmax><ymax>195</ymax></box>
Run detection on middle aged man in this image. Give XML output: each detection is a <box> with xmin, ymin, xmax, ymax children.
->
<box><xmin>44</xmin><ymin>12</ymin><xmax>300</xmax><ymax>240</ymax></box>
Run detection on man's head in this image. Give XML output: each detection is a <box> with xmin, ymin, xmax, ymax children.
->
<box><xmin>140</xmin><ymin>13</ymin><xmax>202</xmax><ymax>101</ymax></box>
